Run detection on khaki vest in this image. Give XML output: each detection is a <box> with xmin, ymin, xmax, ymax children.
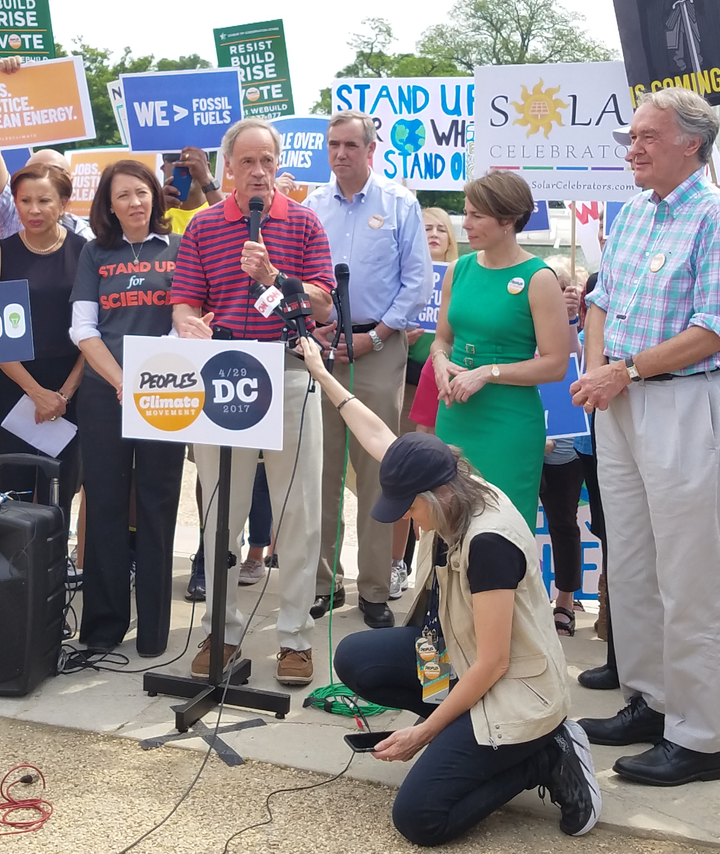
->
<box><xmin>406</xmin><ymin>485</ymin><xmax>570</xmax><ymax>747</ymax></box>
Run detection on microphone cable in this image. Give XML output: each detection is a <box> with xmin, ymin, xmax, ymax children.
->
<box><xmin>115</xmin><ymin>371</ymin><xmax>314</xmax><ymax>854</ymax></box>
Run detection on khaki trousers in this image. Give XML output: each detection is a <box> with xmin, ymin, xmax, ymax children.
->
<box><xmin>596</xmin><ymin>371</ymin><xmax>720</xmax><ymax>753</ymax></box>
<box><xmin>317</xmin><ymin>331</ymin><xmax>407</xmax><ymax>602</ymax></box>
<box><xmin>195</xmin><ymin>357</ymin><xmax>322</xmax><ymax>650</ymax></box>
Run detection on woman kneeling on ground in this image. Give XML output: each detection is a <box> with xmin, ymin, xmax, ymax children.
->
<box><xmin>299</xmin><ymin>336</ymin><xmax>601</xmax><ymax>848</ymax></box>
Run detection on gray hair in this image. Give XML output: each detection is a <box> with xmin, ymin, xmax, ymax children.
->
<box><xmin>418</xmin><ymin>448</ymin><xmax>498</xmax><ymax>549</ymax></box>
<box><xmin>328</xmin><ymin>110</ymin><xmax>377</xmax><ymax>146</ymax></box>
<box><xmin>221</xmin><ymin>118</ymin><xmax>282</xmax><ymax>159</ymax></box>
<box><xmin>638</xmin><ymin>89</ymin><xmax>719</xmax><ymax>164</ymax></box>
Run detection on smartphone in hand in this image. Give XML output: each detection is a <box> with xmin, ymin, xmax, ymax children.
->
<box><xmin>344</xmin><ymin>731</ymin><xmax>394</xmax><ymax>753</ymax></box>
<box><xmin>172</xmin><ymin>165</ymin><xmax>192</xmax><ymax>202</ymax></box>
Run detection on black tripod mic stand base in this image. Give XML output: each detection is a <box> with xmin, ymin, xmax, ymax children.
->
<box><xmin>142</xmin><ymin>445</ymin><xmax>291</xmax><ymax>733</ymax></box>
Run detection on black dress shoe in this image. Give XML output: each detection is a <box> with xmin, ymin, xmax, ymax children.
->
<box><xmin>310</xmin><ymin>587</ymin><xmax>346</xmax><ymax>619</ymax></box>
<box><xmin>358</xmin><ymin>597</ymin><xmax>395</xmax><ymax>628</ymax></box>
<box><xmin>577</xmin><ymin>696</ymin><xmax>664</xmax><ymax>746</ymax></box>
<box><xmin>577</xmin><ymin>664</ymin><xmax>620</xmax><ymax>691</ymax></box>
<box><xmin>614</xmin><ymin>739</ymin><xmax>720</xmax><ymax>786</ymax></box>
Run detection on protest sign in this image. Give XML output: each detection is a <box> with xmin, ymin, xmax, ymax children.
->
<box><xmin>525</xmin><ymin>201</ymin><xmax>550</xmax><ymax>231</ymax></box>
<box><xmin>332</xmin><ymin>77</ymin><xmax>474</xmax><ymax>191</ymax></box>
<box><xmin>604</xmin><ymin>200</ymin><xmax>624</xmax><ymax>238</ymax></box>
<box><xmin>474</xmin><ymin>61</ymin><xmax>637</xmax><ymax>202</ymax></box>
<box><xmin>414</xmin><ymin>263</ymin><xmax>448</xmax><ymax>332</ymax></box>
<box><xmin>0</xmin><ymin>56</ymin><xmax>94</xmax><ymax>149</ymax></box>
<box><xmin>0</xmin><ymin>0</ymin><xmax>54</xmax><ymax>62</ymax></box>
<box><xmin>214</xmin><ymin>19</ymin><xmax>295</xmax><ymax>120</ymax></box>
<box><xmin>120</xmin><ymin>68</ymin><xmax>244</xmax><ymax>153</ymax></box>
<box><xmin>1</xmin><ymin>146</ymin><xmax>30</xmax><ymax>175</ymax></box>
<box><xmin>614</xmin><ymin>0</ymin><xmax>720</xmax><ymax>108</ymax></box>
<box><xmin>106</xmin><ymin>80</ymin><xmax>129</xmax><ymax>145</ymax></box>
<box><xmin>66</xmin><ymin>148</ymin><xmax>161</xmax><ymax>218</ymax></box>
<box><xmin>539</xmin><ymin>353</ymin><xmax>589</xmax><ymax>439</ymax></box>
<box><xmin>0</xmin><ymin>279</ymin><xmax>33</xmax><ymax>362</ymax></box>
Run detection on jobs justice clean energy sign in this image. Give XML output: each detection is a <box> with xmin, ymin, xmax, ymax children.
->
<box><xmin>0</xmin><ymin>279</ymin><xmax>33</xmax><ymax>362</ymax></box>
<box><xmin>120</xmin><ymin>68</ymin><xmax>244</xmax><ymax>153</ymax></box>
<box><xmin>614</xmin><ymin>0</ymin><xmax>720</xmax><ymax>108</ymax></box>
<box><xmin>333</xmin><ymin>77</ymin><xmax>474</xmax><ymax>191</ymax></box>
<box><xmin>214</xmin><ymin>19</ymin><xmax>295</xmax><ymax>120</ymax></box>
<box><xmin>122</xmin><ymin>337</ymin><xmax>285</xmax><ymax>449</ymax></box>
<box><xmin>474</xmin><ymin>61</ymin><xmax>637</xmax><ymax>202</ymax></box>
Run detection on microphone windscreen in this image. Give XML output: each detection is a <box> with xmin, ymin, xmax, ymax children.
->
<box><xmin>281</xmin><ymin>276</ymin><xmax>305</xmax><ymax>297</ymax></box>
<box><xmin>249</xmin><ymin>196</ymin><xmax>264</xmax><ymax>213</ymax></box>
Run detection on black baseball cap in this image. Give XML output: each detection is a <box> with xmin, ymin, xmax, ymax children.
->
<box><xmin>371</xmin><ymin>433</ymin><xmax>458</xmax><ymax>524</ymax></box>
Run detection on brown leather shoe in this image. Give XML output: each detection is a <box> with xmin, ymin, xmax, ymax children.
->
<box><xmin>276</xmin><ymin>648</ymin><xmax>313</xmax><ymax>685</ymax></box>
<box><xmin>190</xmin><ymin>636</ymin><xmax>241</xmax><ymax>678</ymax></box>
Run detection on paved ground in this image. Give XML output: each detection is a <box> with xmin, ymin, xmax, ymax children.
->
<box><xmin>2</xmin><ymin>458</ymin><xmax>717</xmax><ymax>851</ymax></box>
<box><xmin>1</xmin><ymin>717</ymin><xmax>716</xmax><ymax>854</ymax></box>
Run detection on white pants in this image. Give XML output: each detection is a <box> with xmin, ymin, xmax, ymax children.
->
<box><xmin>194</xmin><ymin>360</ymin><xmax>322</xmax><ymax>650</ymax></box>
<box><xmin>596</xmin><ymin>372</ymin><xmax>720</xmax><ymax>753</ymax></box>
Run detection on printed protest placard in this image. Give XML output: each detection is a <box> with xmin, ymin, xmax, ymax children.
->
<box><xmin>614</xmin><ymin>0</ymin><xmax>720</xmax><ymax>108</ymax></box>
<box><xmin>106</xmin><ymin>79</ymin><xmax>129</xmax><ymax>145</ymax></box>
<box><xmin>0</xmin><ymin>56</ymin><xmax>94</xmax><ymax>149</ymax></box>
<box><xmin>538</xmin><ymin>353</ymin><xmax>589</xmax><ymax>439</ymax></box>
<box><xmin>474</xmin><ymin>61</ymin><xmax>637</xmax><ymax>202</ymax></box>
<box><xmin>1</xmin><ymin>146</ymin><xmax>30</xmax><ymax>175</ymax></box>
<box><xmin>332</xmin><ymin>77</ymin><xmax>474</xmax><ymax>191</ymax></box>
<box><xmin>66</xmin><ymin>148</ymin><xmax>161</xmax><ymax>218</ymax></box>
<box><xmin>414</xmin><ymin>263</ymin><xmax>448</xmax><ymax>332</ymax></box>
<box><xmin>0</xmin><ymin>0</ymin><xmax>54</xmax><ymax>62</ymax></box>
<box><xmin>215</xmin><ymin>19</ymin><xmax>295</xmax><ymax>120</ymax></box>
<box><xmin>122</xmin><ymin>336</ymin><xmax>285</xmax><ymax>450</ymax></box>
<box><xmin>120</xmin><ymin>68</ymin><xmax>244</xmax><ymax>153</ymax></box>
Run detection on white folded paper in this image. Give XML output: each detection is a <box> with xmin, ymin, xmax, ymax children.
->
<box><xmin>1</xmin><ymin>394</ymin><xmax>77</xmax><ymax>458</ymax></box>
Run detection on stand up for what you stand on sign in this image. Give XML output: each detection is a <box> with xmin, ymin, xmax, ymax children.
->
<box><xmin>215</xmin><ymin>19</ymin><xmax>295</xmax><ymax>120</ymax></box>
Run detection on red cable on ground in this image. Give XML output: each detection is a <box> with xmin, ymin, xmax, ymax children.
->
<box><xmin>0</xmin><ymin>764</ymin><xmax>53</xmax><ymax>836</ymax></box>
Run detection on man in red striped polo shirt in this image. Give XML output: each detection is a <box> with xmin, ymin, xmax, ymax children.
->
<box><xmin>170</xmin><ymin>118</ymin><xmax>334</xmax><ymax>686</ymax></box>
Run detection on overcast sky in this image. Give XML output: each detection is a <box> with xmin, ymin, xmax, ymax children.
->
<box><xmin>51</xmin><ymin>0</ymin><xmax>623</xmax><ymax>113</ymax></box>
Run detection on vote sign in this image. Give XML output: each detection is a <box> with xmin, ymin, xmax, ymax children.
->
<box><xmin>120</xmin><ymin>68</ymin><xmax>244</xmax><ymax>153</ymax></box>
<box><xmin>122</xmin><ymin>336</ymin><xmax>285</xmax><ymax>449</ymax></box>
<box><xmin>0</xmin><ymin>279</ymin><xmax>33</xmax><ymax>362</ymax></box>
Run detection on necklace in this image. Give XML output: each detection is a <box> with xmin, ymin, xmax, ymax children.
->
<box><xmin>128</xmin><ymin>240</ymin><xmax>144</xmax><ymax>265</ymax></box>
<box><xmin>20</xmin><ymin>226</ymin><xmax>64</xmax><ymax>255</ymax></box>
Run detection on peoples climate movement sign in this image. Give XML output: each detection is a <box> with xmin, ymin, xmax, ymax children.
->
<box><xmin>332</xmin><ymin>78</ymin><xmax>474</xmax><ymax>191</ymax></box>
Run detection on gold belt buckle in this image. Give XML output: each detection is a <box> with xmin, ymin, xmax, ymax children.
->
<box><xmin>463</xmin><ymin>357</ymin><xmax>474</xmax><ymax>368</ymax></box>
<box><xmin>465</xmin><ymin>344</ymin><xmax>476</xmax><ymax>355</ymax></box>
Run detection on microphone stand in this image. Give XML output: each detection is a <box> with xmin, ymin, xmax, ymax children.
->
<box><xmin>143</xmin><ymin>326</ymin><xmax>291</xmax><ymax>732</ymax></box>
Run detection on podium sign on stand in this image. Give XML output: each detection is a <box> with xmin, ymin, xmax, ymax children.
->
<box><xmin>122</xmin><ymin>336</ymin><xmax>285</xmax><ymax>448</ymax></box>
<box><xmin>122</xmin><ymin>335</ymin><xmax>291</xmax><ymax>731</ymax></box>
<box><xmin>0</xmin><ymin>279</ymin><xmax>33</xmax><ymax>363</ymax></box>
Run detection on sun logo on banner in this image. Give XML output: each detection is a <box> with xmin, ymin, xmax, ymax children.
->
<box><xmin>511</xmin><ymin>81</ymin><xmax>569</xmax><ymax>139</ymax></box>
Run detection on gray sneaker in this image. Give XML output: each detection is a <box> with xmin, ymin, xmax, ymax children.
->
<box><xmin>237</xmin><ymin>558</ymin><xmax>266</xmax><ymax>585</ymax></box>
<box><xmin>389</xmin><ymin>559</ymin><xmax>409</xmax><ymax>600</ymax></box>
<box><xmin>543</xmin><ymin>720</ymin><xmax>602</xmax><ymax>836</ymax></box>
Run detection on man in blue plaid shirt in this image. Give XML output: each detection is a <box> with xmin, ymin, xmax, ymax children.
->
<box><xmin>571</xmin><ymin>88</ymin><xmax>720</xmax><ymax>787</ymax></box>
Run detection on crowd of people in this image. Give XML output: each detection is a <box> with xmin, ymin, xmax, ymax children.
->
<box><xmin>2</xmin><ymin>46</ymin><xmax>720</xmax><ymax>843</ymax></box>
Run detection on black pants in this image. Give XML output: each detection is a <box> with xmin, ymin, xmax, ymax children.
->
<box><xmin>77</xmin><ymin>377</ymin><xmax>185</xmax><ymax>655</ymax></box>
<box><xmin>335</xmin><ymin>627</ymin><xmax>559</xmax><ymax>847</ymax></box>
<box><xmin>539</xmin><ymin>459</ymin><xmax>584</xmax><ymax>594</ymax></box>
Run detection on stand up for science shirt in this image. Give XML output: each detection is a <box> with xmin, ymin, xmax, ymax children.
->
<box><xmin>70</xmin><ymin>233</ymin><xmax>181</xmax><ymax>383</ymax></box>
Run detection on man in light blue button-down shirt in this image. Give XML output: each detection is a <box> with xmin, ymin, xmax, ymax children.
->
<box><xmin>305</xmin><ymin>110</ymin><xmax>433</xmax><ymax>628</ymax></box>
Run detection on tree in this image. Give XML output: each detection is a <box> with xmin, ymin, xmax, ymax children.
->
<box><xmin>311</xmin><ymin>19</ymin><xmax>462</xmax><ymax>114</ymax></box>
<box><xmin>418</xmin><ymin>0</ymin><xmax>616</xmax><ymax>72</ymax></box>
<box><xmin>55</xmin><ymin>41</ymin><xmax>212</xmax><ymax>150</ymax></box>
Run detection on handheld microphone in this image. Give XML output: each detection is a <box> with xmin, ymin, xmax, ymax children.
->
<box><xmin>281</xmin><ymin>276</ymin><xmax>313</xmax><ymax>339</ymax></box>
<box><xmin>249</xmin><ymin>195</ymin><xmax>263</xmax><ymax>243</ymax></box>
<box><xmin>334</xmin><ymin>263</ymin><xmax>353</xmax><ymax>363</ymax></box>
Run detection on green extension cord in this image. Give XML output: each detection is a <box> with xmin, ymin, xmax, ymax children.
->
<box><xmin>305</xmin><ymin>363</ymin><xmax>393</xmax><ymax>720</ymax></box>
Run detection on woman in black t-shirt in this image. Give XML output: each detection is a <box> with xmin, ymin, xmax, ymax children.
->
<box><xmin>71</xmin><ymin>161</ymin><xmax>184</xmax><ymax>658</ymax></box>
<box><xmin>0</xmin><ymin>164</ymin><xmax>86</xmax><ymax>543</ymax></box>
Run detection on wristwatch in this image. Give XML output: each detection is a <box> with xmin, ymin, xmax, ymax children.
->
<box><xmin>368</xmin><ymin>329</ymin><xmax>384</xmax><ymax>351</ymax></box>
<box><xmin>201</xmin><ymin>178</ymin><xmax>221</xmax><ymax>195</ymax></box>
<box><xmin>624</xmin><ymin>356</ymin><xmax>642</xmax><ymax>382</ymax></box>
<box><xmin>491</xmin><ymin>364</ymin><xmax>500</xmax><ymax>379</ymax></box>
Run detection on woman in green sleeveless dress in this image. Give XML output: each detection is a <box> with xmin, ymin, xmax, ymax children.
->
<box><xmin>431</xmin><ymin>172</ymin><xmax>569</xmax><ymax>531</ymax></box>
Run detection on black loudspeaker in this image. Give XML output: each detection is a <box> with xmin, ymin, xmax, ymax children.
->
<box><xmin>0</xmin><ymin>454</ymin><xmax>66</xmax><ymax>697</ymax></box>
